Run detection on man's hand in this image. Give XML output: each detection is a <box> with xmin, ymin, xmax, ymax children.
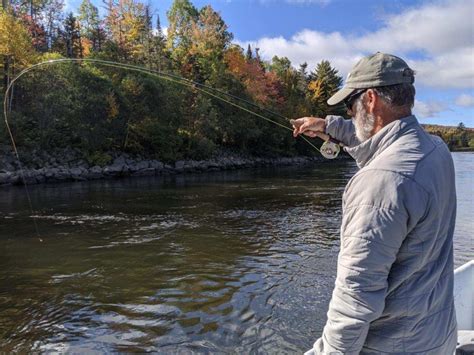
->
<box><xmin>291</xmin><ymin>117</ymin><xmax>326</xmax><ymax>138</ymax></box>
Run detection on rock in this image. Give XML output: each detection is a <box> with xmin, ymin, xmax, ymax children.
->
<box><xmin>70</xmin><ymin>167</ymin><xmax>82</xmax><ymax>176</ymax></box>
<box><xmin>90</xmin><ymin>165</ymin><xmax>103</xmax><ymax>173</ymax></box>
<box><xmin>0</xmin><ymin>162</ymin><xmax>14</xmax><ymax>172</ymax></box>
<box><xmin>0</xmin><ymin>172</ymin><xmax>11</xmax><ymax>185</ymax></box>
<box><xmin>9</xmin><ymin>173</ymin><xmax>20</xmax><ymax>185</ymax></box>
<box><xmin>136</xmin><ymin>161</ymin><xmax>149</xmax><ymax>170</ymax></box>
<box><xmin>70</xmin><ymin>167</ymin><xmax>88</xmax><ymax>181</ymax></box>
<box><xmin>207</xmin><ymin>161</ymin><xmax>219</xmax><ymax>169</ymax></box>
<box><xmin>45</xmin><ymin>168</ymin><xmax>58</xmax><ymax>179</ymax></box>
<box><xmin>183</xmin><ymin>160</ymin><xmax>199</xmax><ymax>172</ymax></box>
<box><xmin>128</xmin><ymin>163</ymin><xmax>139</xmax><ymax>172</ymax></box>
<box><xmin>122</xmin><ymin>165</ymin><xmax>131</xmax><ymax>175</ymax></box>
<box><xmin>175</xmin><ymin>160</ymin><xmax>185</xmax><ymax>171</ymax></box>
<box><xmin>103</xmin><ymin>164</ymin><xmax>124</xmax><ymax>176</ymax></box>
<box><xmin>78</xmin><ymin>160</ymin><xmax>89</xmax><ymax>169</ymax></box>
<box><xmin>54</xmin><ymin>169</ymin><xmax>71</xmax><ymax>180</ymax></box>
<box><xmin>113</xmin><ymin>155</ymin><xmax>127</xmax><ymax>165</ymax></box>
<box><xmin>35</xmin><ymin>174</ymin><xmax>45</xmax><ymax>183</ymax></box>
<box><xmin>150</xmin><ymin>160</ymin><xmax>164</xmax><ymax>170</ymax></box>
<box><xmin>131</xmin><ymin>168</ymin><xmax>156</xmax><ymax>176</ymax></box>
<box><xmin>198</xmin><ymin>161</ymin><xmax>209</xmax><ymax>170</ymax></box>
<box><xmin>86</xmin><ymin>166</ymin><xmax>103</xmax><ymax>180</ymax></box>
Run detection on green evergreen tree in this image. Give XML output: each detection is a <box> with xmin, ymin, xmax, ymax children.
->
<box><xmin>246</xmin><ymin>44</ymin><xmax>252</xmax><ymax>61</ymax></box>
<box><xmin>63</xmin><ymin>12</ymin><xmax>83</xmax><ymax>58</ymax></box>
<box><xmin>149</xmin><ymin>13</ymin><xmax>167</xmax><ymax>71</ymax></box>
<box><xmin>307</xmin><ymin>60</ymin><xmax>344</xmax><ymax>116</ymax></box>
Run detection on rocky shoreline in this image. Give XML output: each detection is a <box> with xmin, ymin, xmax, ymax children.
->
<box><xmin>0</xmin><ymin>147</ymin><xmax>341</xmax><ymax>186</ymax></box>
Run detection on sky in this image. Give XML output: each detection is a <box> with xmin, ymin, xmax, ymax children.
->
<box><xmin>68</xmin><ymin>0</ymin><xmax>474</xmax><ymax>127</ymax></box>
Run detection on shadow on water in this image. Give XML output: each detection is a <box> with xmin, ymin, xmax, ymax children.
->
<box><xmin>1</xmin><ymin>155</ymin><xmax>470</xmax><ymax>352</ymax></box>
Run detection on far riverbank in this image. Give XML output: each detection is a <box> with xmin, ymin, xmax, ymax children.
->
<box><xmin>0</xmin><ymin>146</ymin><xmax>345</xmax><ymax>186</ymax></box>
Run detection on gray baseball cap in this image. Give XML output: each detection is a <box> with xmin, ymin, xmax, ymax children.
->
<box><xmin>327</xmin><ymin>52</ymin><xmax>415</xmax><ymax>106</ymax></box>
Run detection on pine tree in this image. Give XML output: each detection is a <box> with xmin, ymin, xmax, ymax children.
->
<box><xmin>307</xmin><ymin>60</ymin><xmax>344</xmax><ymax>116</ymax></box>
<box><xmin>246</xmin><ymin>44</ymin><xmax>252</xmax><ymax>61</ymax></box>
<box><xmin>150</xmin><ymin>13</ymin><xmax>167</xmax><ymax>71</ymax></box>
<box><xmin>63</xmin><ymin>12</ymin><xmax>82</xmax><ymax>57</ymax></box>
<box><xmin>135</xmin><ymin>3</ymin><xmax>153</xmax><ymax>66</ymax></box>
<box><xmin>255</xmin><ymin>47</ymin><xmax>264</xmax><ymax>69</ymax></box>
<box><xmin>298</xmin><ymin>62</ymin><xmax>308</xmax><ymax>87</ymax></box>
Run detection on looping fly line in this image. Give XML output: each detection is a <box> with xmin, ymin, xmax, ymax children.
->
<box><xmin>2</xmin><ymin>58</ymin><xmax>343</xmax><ymax>240</ymax></box>
<box><xmin>4</xmin><ymin>58</ymin><xmax>326</xmax><ymax>157</ymax></box>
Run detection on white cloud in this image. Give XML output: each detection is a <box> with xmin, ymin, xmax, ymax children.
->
<box><xmin>236</xmin><ymin>31</ymin><xmax>362</xmax><ymax>76</ymax></box>
<box><xmin>355</xmin><ymin>0</ymin><xmax>473</xmax><ymax>55</ymax></box>
<box><xmin>153</xmin><ymin>27</ymin><xmax>168</xmax><ymax>37</ymax></box>
<box><xmin>455</xmin><ymin>94</ymin><xmax>474</xmax><ymax>107</ymax></box>
<box><xmin>414</xmin><ymin>100</ymin><xmax>447</xmax><ymax>119</ymax></box>
<box><xmin>235</xmin><ymin>0</ymin><xmax>474</xmax><ymax>90</ymax></box>
<box><xmin>407</xmin><ymin>48</ymin><xmax>474</xmax><ymax>89</ymax></box>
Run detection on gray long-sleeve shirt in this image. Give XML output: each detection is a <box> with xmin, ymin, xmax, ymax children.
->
<box><xmin>308</xmin><ymin>115</ymin><xmax>457</xmax><ymax>354</ymax></box>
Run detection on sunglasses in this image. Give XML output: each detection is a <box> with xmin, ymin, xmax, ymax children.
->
<box><xmin>344</xmin><ymin>89</ymin><xmax>367</xmax><ymax>111</ymax></box>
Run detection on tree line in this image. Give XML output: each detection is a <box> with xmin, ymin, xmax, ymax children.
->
<box><xmin>1</xmin><ymin>0</ymin><xmax>469</xmax><ymax>165</ymax></box>
<box><xmin>0</xmin><ymin>0</ymin><xmax>348</xmax><ymax>163</ymax></box>
<box><xmin>423</xmin><ymin>123</ymin><xmax>474</xmax><ymax>151</ymax></box>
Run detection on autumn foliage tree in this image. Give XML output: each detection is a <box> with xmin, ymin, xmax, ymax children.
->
<box><xmin>0</xmin><ymin>9</ymin><xmax>36</xmax><ymax>89</ymax></box>
<box><xmin>225</xmin><ymin>45</ymin><xmax>280</xmax><ymax>106</ymax></box>
<box><xmin>1</xmin><ymin>0</ymin><xmax>354</xmax><ymax>161</ymax></box>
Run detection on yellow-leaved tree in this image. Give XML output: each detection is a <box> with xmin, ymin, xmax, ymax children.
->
<box><xmin>0</xmin><ymin>10</ymin><xmax>36</xmax><ymax>91</ymax></box>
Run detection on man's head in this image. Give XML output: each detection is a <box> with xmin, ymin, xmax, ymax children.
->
<box><xmin>328</xmin><ymin>52</ymin><xmax>416</xmax><ymax>142</ymax></box>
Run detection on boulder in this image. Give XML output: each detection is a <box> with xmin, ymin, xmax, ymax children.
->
<box><xmin>103</xmin><ymin>164</ymin><xmax>124</xmax><ymax>176</ymax></box>
<box><xmin>150</xmin><ymin>160</ymin><xmax>164</xmax><ymax>170</ymax></box>
<box><xmin>35</xmin><ymin>174</ymin><xmax>46</xmax><ymax>183</ymax></box>
<box><xmin>175</xmin><ymin>160</ymin><xmax>185</xmax><ymax>171</ymax></box>
<box><xmin>136</xmin><ymin>161</ymin><xmax>149</xmax><ymax>170</ymax></box>
<box><xmin>113</xmin><ymin>155</ymin><xmax>127</xmax><ymax>165</ymax></box>
<box><xmin>45</xmin><ymin>168</ymin><xmax>58</xmax><ymax>179</ymax></box>
<box><xmin>54</xmin><ymin>168</ymin><xmax>71</xmax><ymax>180</ymax></box>
<box><xmin>70</xmin><ymin>167</ymin><xmax>82</xmax><ymax>176</ymax></box>
<box><xmin>131</xmin><ymin>168</ymin><xmax>156</xmax><ymax>176</ymax></box>
<box><xmin>86</xmin><ymin>166</ymin><xmax>103</xmax><ymax>179</ymax></box>
<box><xmin>0</xmin><ymin>172</ymin><xmax>11</xmax><ymax>185</ymax></box>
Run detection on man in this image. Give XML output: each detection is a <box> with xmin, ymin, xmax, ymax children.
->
<box><xmin>292</xmin><ymin>52</ymin><xmax>457</xmax><ymax>354</ymax></box>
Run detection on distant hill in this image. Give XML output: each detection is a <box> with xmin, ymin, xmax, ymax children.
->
<box><xmin>422</xmin><ymin>123</ymin><xmax>474</xmax><ymax>131</ymax></box>
<box><xmin>421</xmin><ymin>123</ymin><xmax>474</xmax><ymax>151</ymax></box>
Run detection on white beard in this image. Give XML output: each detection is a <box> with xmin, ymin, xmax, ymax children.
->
<box><xmin>353</xmin><ymin>98</ymin><xmax>376</xmax><ymax>142</ymax></box>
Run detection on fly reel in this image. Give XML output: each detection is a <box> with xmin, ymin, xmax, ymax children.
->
<box><xmin>320</xmin><ymin>140</ymin><xmax>341</xmax><ymax>159</ymax></box>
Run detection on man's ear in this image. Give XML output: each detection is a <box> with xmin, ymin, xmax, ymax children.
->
<box><xmin>365</xmin><ymin>89</ymin><xmax>377</xmax><ymax>114</ymax></box>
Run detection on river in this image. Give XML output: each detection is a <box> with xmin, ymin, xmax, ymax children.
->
<box><xmin>0</xmin><ymin>153</ymin><xmax>472</xmax><ymax>352</ymax></box>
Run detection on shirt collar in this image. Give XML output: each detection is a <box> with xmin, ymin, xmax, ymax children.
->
<box><xmin>344</xmin><ymin>115</ymin><xmax>419</xmax><ymax>168</ymax></box>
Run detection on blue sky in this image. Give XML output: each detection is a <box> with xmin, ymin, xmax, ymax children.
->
<box><xmin>68</xmin><ymin>0</ymin><xmax>474</xmax><ymax>127</ymax></box>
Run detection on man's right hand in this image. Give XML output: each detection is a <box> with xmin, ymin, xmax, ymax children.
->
<box><xmin>291</xmin><ymin>117</ymin><xmax>326</xmax><ymax>138</ymax></box>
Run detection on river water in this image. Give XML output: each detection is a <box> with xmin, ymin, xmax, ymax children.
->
<box><xmin>0</xmin><ymin>153</ymin><xmax>472</xmax><ymax>352</ymax></box>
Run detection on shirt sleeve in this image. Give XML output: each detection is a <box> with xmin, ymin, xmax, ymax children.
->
<box><xmin>325</xmin><ymin>115</ymin><xmax>360</xmax><ymax>147</ymax></box>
